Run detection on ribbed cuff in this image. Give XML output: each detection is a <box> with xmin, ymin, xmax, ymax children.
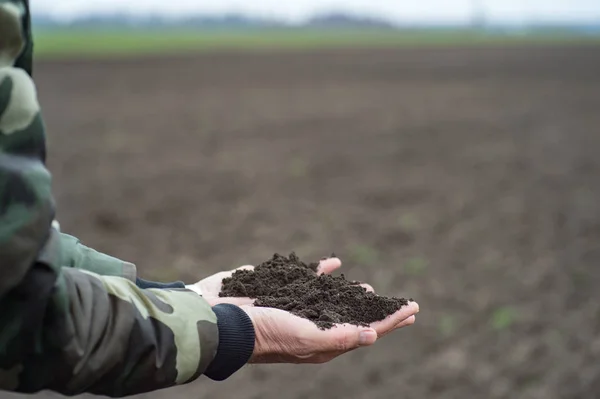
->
<box><xmin>205</xmin><ymin>304</ymin><xmax>255</xmax><ymax>381</ymax></box>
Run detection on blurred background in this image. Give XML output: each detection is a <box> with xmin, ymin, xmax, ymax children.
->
<box><xmin>15</xmin><ymin>0</ymin><xmax>600</xmax><ymax>398</ymax></box>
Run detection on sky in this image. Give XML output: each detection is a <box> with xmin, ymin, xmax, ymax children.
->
<box><xmin>31</xmin><ymin>0</ymin><xmax>600</xmax><ymax>25</ymax></box>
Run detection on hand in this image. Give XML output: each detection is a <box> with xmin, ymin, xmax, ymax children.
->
<box><xmin>244</xmin><ymin>300</ymin><xmax>419</xmax><ymax>364</ymax></box>
<box><xmin>190</xmin><ymin>257</ymin><xmax>344</xmax><ymax>306</ymax></box>
<box><xmin>192</xmin><ymin>256</ymin><xmax>419</xmax><ymax>364</ymax></box>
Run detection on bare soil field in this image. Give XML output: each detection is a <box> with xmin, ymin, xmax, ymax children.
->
<box><xmin>10</xmin><ymin>44</ymin><xmax>600</xmax><ymax>399</ymax></box>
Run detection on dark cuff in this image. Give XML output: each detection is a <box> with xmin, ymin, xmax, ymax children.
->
<box><xmin>135</xmin><ymin>278</ymin><xmax>186</xmax><ymax>290</ymax></box>
<box><xmin>205</xmin><ymin>304</ymin><xmax>255</xmax><ymax>381</ymax></box>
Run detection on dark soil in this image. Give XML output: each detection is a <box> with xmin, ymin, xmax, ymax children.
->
<box><xmin>219</xmin><ymin>252</ymin><xmax>410</xmax><ymax>329</ymax></box>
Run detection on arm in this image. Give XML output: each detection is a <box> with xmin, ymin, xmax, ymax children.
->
<box><xmin>58</xmin><ymin>232</ymin><xmax>138</xmax><ymax>280</ymax></box>
<box><xmin>58</xmin><ymin>231</ymin><xmax>189</xmax><ymax>289</ymax></box>
<box><xmin>0</xmin><ymin>3</ymin><xmax>254</xmax><ymax>396</ymax></box>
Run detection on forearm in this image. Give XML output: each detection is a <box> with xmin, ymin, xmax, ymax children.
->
<box><xmin>55</xmin><ymin>232</ymin><xmax>256</xmax><ymax>386</ymax></box>
<box><xmin>59</xmin><ymin>231</ymin><xmax>192</xmax><ymax>290</ymax></box>
<box><xmin>58</xmin><ymin>232</ymin><xmax>138</xmax><ymax>281</ymax></box>
<box><xmin>1</xmin><ymin>244</ymin><xmax>221</xmax><ymax>396</ymax></box>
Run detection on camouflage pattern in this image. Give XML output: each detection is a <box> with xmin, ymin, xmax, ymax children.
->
<box><xmin>0</xmin><ymin>1</ymin><xmax>220</xmax><ymax>396</ymax></box>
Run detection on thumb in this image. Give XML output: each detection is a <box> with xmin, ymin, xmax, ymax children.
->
<box><xmin>357</xmin><ymin>328</ymin><xmax>378</xmax><ymax>347</ymax></box>
<box><xmin>325</xmin><ymin>326</ymin><xmax>378</xmax><ymax>352</ymax></box>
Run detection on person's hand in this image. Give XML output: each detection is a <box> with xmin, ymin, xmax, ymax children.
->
<box><xmin>191</xmin><ymin>256</ymin><xmax>419</xmax><ymax>364</ymax></box>
<box><xmin>243</xmin><ymin>300</ymin><xmax>419</xmax><ymax>364</ymax></box>
<box><xmin>189</xmin><ymin>257</ymin><xmax>344</xmax><ymax>306</ymax></box>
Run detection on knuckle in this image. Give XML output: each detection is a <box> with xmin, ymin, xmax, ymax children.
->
<box><xmin>335</xmin><ymin>332</ymin><xmax>355</xmax><ymax>352</ymax></box>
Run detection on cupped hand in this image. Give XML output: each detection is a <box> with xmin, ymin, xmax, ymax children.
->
<box><xmin>190</xmin><ymin>257</ymin><xmax>343</xmax><ymax>306</ymax></box>
<box><xmin>192</xmin><ymin>256</ymin><xmax>419</xmax><ymax>364</ymax></box>
<box><xmin>244</xmin><ymin>300</ymin><xmax>419</xmax><ymax>364</ymax></box>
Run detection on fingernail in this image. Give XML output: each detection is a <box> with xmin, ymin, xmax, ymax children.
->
<box><xmin>359</xmin><ymin>330</ymin><xmax>377</xmax><ymax>346</ymax></box>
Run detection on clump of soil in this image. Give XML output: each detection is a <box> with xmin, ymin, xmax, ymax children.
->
<box><xmin>219</xmin><ymin>252</ymin><xmax>412</xmax><ymax>329</ymax></box>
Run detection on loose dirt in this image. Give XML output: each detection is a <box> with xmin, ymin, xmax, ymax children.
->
<box><xmin>220</xmin><ymin>252</ymin><xmax>411</xmax><ymax>329</ymax></box>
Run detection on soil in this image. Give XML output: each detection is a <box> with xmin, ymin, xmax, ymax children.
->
<box><xmin>12</xmin><ymin>44</ymin><xmax>600</xmax><ymax>399</ymax></box>
<box><xmin>219</xmin><ymin>252</ymin><xmax>411</xmax><ymax>329</ymax></box>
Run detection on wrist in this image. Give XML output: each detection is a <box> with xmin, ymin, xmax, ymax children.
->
<box><xmin>242</xmin><ymin>308</ymin><xmax>281</xmax><ymax>364</ymax></box>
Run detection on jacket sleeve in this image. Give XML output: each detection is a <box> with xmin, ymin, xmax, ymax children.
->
<box><xmin>0</xmin><ymin>3</ymin><xmax>254</xmax><ymax>397</ymax></box>
<box><xmin>58</xmin><ymin>232</ymin><xmax>189</xmax><ymax>290</ymax></box>
<box><xmin>58</xmin><ymin>232</ymin><xmax>138</xmax><ymax>280</ymax></box>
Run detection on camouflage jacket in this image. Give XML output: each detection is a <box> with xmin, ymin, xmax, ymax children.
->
<box><xmin>0</xmin><ymin>1</ymin><xmax>255</xmax><ymax>396</ymax></box>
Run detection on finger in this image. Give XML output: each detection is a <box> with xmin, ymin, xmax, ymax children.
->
<box><xmin>374</xmin><ymin>315</ymin><xmax>416</xmax><ymax>339</ymax></box>
<box><xmin>395</xmin><ymin>315</ymin><xmax>416</xmax><ymax>329</ymax></box>
<box><xmin>360</xmin><ymin>283</ymin><xmax>375</xmax><ymax>293</ymax></box>
<box><xmin>317</xmin><ymin>258</ymin><xmax>342</xmax><ymax>275</ymax></box>
<box><xmin>208</xmin><ymin>297</ymin><xmax>256</xmax><ymax>307</ymax></box>
<box><xmin>314</xmin><ymin>324</ymin><xmax>378</xmax><ymax>356</ymax></box>
<box><xmin>370</xmin><ymin>301</ymin><xmax>419</xmax><ymax>337</ymax></box>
